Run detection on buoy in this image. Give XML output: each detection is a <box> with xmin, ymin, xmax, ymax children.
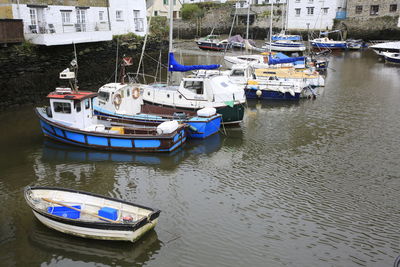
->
<box><xmin>256</xmin><ymin>90</ymin><xmax>262</xmax><ymax>97</ymax></box>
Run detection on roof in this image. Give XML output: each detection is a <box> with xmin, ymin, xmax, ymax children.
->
<box><xmin>47</xmin><ymin>91</ymin><xmax>97</xmax><ymax>100</ymax></box>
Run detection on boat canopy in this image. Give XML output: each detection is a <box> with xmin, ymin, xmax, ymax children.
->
<box><xmin>272</xmin><ymin>35</ymin><xmax>301</xmax><ymax>41</ymax></box>
<box><xmin>168</xmin><ymin>52</ymin><xmax>220</xmax><ymax>72</ymax></box>
<box><xmin>268</xmin><ymin>55</ymin><xmax>305</xmax><ymax>65</ymax></box>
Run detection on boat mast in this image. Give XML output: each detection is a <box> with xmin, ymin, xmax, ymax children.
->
<box><xmin>167</xmin><ymin>0</ymin><xmax>174</xmax><ymax>84</ymax></box>
<box><xmin>246</xmin><ymin>0</ymin><xmax>250</xmax><ymax>40</ymax></box>
<box><xmin>269</xmin><ymin>1</ymin><xmax>273</xmax><ymax>53</ymax></box>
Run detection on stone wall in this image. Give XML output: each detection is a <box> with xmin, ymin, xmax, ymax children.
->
<box><xmin>337</xmin><ymin>15</ymin><xmax>400</xmax><ymax>40</ymax></box>
<box><xmin>347</xmin><ymin>0</ymin><xmax>400</xmax><ymax>19</ymax></box>
<box><xmin>0</xmin><ymin>38</ymin><xmax>165</xmax><ymax>111</ymax></box>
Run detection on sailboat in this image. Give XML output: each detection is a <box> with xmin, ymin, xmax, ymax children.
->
<box><xmin>262</xmin><ymin>2</ymin><xmax>306</xmax><ymax>52</ymax></box>
<box><xmin>141</xmin><ymin>0</ymin><xmax>246</xmax><ymax>125</ymax></box>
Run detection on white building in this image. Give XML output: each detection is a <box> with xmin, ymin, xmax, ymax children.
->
<box><xmin>0</xmin><ymin>0</ymin><xmax>147</xmax><ymax>46</ymax></box>
<box><xmin>286</xmin><ymin>0</ymin><xmax>346</xmax><ymax>30</ymax></box>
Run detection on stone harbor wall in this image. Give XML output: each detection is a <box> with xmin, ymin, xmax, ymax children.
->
<box><xmin>336</xmin><ymin>15</ymin><xmax>400</xmax><ymax>40</ymax></box>
<box><xmin>0</xmin><ymin>38</ymin><xmax>166</xmax><ymax>111</ymax></box>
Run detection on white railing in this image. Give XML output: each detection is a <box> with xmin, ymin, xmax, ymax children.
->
<box><xmin>25</xmin><ymin>22</ymin><xmax>111</xmax><ymax>35</ymax></box>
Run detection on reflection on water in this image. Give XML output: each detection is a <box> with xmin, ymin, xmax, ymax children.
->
<box><xmin>1</xmin><ymin>49</ymin><xmax>400</xmax><ymax>266</ymax></box>
<box><xmin>29</xmin><ymin>221</ymin><xmax>161</xmax><ymax>266</ymax></box>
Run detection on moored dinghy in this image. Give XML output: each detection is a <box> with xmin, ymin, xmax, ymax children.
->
<box><xmin>24</xmin><ymin>186</ymin><xmax>160</xmax><ymax>242</ymax></box>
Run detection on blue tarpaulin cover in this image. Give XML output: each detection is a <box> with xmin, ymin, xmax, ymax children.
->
<box><xmin>168</xmin><ymin>52</ymin><xmax>220</xmax><ymax>72</ymax></box>
<box><xmin>168</xmin><ymin>52</ymin><xmax>221</xmax><ymax>72</ymax></box>
<box><xmin>268</xmin><ymin>55</ymin><xmax>305</xmax><ymax>65</ymax></box>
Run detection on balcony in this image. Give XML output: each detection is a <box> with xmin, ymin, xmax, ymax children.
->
<box><xmin>336</xmin><ymin>11</ymin><xmax>347</xmax><ymax>20</ymax></box>
<box><xmin>24</xmin><ymin>22</ymin><xmax>112</xmax><ymax>46</ymax></box>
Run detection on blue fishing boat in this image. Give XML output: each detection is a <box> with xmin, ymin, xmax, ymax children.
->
<box><xmin>36</xmin><ymin>65</ymin><xmax>186</xmax><ymax>153</ymax></box>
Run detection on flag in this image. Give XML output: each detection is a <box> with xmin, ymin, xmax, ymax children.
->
<box><xmin>123</xmin><ymin>57</ymin><xmax>133</xmax><ymax>66</ymax></box>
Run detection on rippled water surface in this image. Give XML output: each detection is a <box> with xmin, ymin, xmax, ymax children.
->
<box><xmin>0</xmin><ymin>49</ymin><xmax>399</xmax><ymax>267</ymax></box>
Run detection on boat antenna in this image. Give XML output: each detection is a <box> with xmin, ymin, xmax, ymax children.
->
<box><xmin>114</xmin><ymin>37</ymin><xmax>119</xmax><ymax>84</ymax></box>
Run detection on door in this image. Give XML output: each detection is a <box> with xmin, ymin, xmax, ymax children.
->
<box><xmin>76</xmin><ymin>9</ymin><xmax>87</xmax><ymax>32</ymax></box>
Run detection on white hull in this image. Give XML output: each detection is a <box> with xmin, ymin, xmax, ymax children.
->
<box><xmin>33</xmin><ymin>211</ymin><xmax>158</xmax><ymax>242</ymax></box>
<box><xmin>262</xmin><ymin>44</ymin><xmax>306</xmax><ymax>52</ymax></box>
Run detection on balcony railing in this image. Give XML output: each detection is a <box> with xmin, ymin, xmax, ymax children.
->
<box><xmin>25</xmin><ymin>22</ymin><xmax>110</xmax><ymax>34</ymax></box>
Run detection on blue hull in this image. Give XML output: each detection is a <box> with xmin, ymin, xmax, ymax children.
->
<box><xmin>245</xmin><ymin>89</ymin><xmax>300</xmax><ymax>100</ymax></box>
<box><xmin>37</xmin><ymin>114</ymin><xmax>186</xmax><ymax>153</ymax></box>
<box><xmin>385</xmin><ymin>56</ymin><xmax>400</xmax><ymax>64</ymax></box>
<box><xmin>311</xmin><ymin>42</ymin><xmax>347</xmax><ymax>49</ymax></box>
<box><xmin>94</xmin><ymin>107</ymin><xmax>221</xmax><ymax>139</ymax></box>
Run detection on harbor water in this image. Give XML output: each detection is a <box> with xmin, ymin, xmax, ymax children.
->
<box><xmin>0</xmin><ymin>48</ymin><xmax>399</xmax><ymax>266</ymax></box>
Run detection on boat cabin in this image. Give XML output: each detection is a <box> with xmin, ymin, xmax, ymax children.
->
<box><xmin>47</xmin><ymin>87</ymin><xmax>97</xmax><ymax>129</ymax></box>
<box><xmin>95</xmin><ymin>83</ymin><xmax>144</xmax><ymax>115</ymax></box>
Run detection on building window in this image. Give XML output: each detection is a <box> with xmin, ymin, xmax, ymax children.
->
<box><xmin>390</xmin><ymin>4</ymin><xmax>397</xmax><ymax>12</ymax></box>
<box><xmin>30</xmin><ymin>9</ymin><xmax>37</xmax><ymax>25</ymax></box>
<box><xmin>99</xmin><ymin>11</ymin><xmax>104</xmax><ymax>21</ymax></box>
<box><xmin>163</xmin><ymin>0</ymin><xmax>168</xmax><ymax>5</ymax></box>
<box><xmin>295</xmin><ymin>8</ymin><xmax>301</xmax><ymax>16</ymax></box>
<box><xmin>133</xmin><ymin>10</ymin><xmax>144</xmax><ymax>32</ymax></box>
<box><xmin>154</xmin><ymin>11</ymin><xmax>158</xmax><ymax>16</ymax></box>
<box><xmin>307</xmin><ymin>7</ymin><xmax>314</xmax><ymax>15</ymax></box>
<box><xmin>370</xmin><ymin>5</ymin><xmax>379</xmax><ymax>16</ymax></box>
<box><xmin>61</xmin><ymin>11</ymin><xmax>71</xmax><ymax>24</ymax></box>
<box><xmin>322</xmin><ymin>7</ymin><xmax>329</xmax><ymax>15</ymax></box>
<box><xmin>116</xmin><ymin>10</ymin><xmax>123</xmax><ymax>20</ymax></box>
<box><xmin>355</xmin><ymin>5</ymin><xmax>362</xmax><ymax>14</ymax></box>
<box><xmin>308</xmin><ymin>0</ymin><xmax>313</xmax><ymax>3</ymax></box>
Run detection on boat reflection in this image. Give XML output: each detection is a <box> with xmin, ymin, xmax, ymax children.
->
<box><xmin>29</xmin><ymin>220</ymin><xmax>161</xmax><ymax>266</ymax></box>
<box><xmin>41</xmin><ymin>133</ymin><xmax>222</xmax><ymax>166</ymax></box>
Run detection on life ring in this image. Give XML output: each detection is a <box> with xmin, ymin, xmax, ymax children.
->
<box><xmin>132</xmin><ymin>87</ymin><xmax>140</xmax><ymax>99</ymax></box>
<box><xmin>113</xmin><ymin>93</ymin><xmax>122</xmax><ymax>109</ymax></box>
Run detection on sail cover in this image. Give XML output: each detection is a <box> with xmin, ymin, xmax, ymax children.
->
<box><xmin>168</xmin><ymin>52</ymin><xmax>220</xmax><ymax>72</ymax></box>
<box><xmin>272</xmin><ymin>35</ymin><xmax>301</xmax><ymax>41</ymax></box>
<box><xmin>268</xmin><ymin>55</ymin><xmax>305</xmax><ymax>65</ymax></box>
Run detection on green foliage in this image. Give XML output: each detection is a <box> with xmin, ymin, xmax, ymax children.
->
<box><xmin>181</xmin><ymin>4</ymin><xmax>204</xmax><ymax>21</ymax></box>
<box><xmin>113</xmin><ymin>32</ymin><xmax>143</xmax><ymax>42</ymax></box>
<box><xmin>12</xmin><ymin>40</ymin><xmax>36</xmax><ymax>54</ymax></box>
<box><xmin>149</xmin><ymin>16</ymin><xmax>169</xmax><ymax>39</ymax></box>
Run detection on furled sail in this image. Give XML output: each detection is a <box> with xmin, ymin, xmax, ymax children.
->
<box><xmin>168</xmin><ymin>52</ymin><xmax>220</xmax><ymax>72</ymax></box>
<box><xmin>272</xmin><ymin>35</ymin><xmax>301</xmax><ymax>41</ymax></box>
<box><xmin>268</xmin><ymin>55</ymin><xmax>305</xmax><ymax>65</ymax></box>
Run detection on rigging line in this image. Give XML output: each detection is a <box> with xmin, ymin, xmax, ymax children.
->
<box><xmin>136</xmin><ymin>5</ymin><xmax>155</xmax><ymax>78</ymax></box>
<box><xmin>144</xmin><ymin>53</ymin><xmax>169</xmax><ymax>68</ymax></box>
<box><xmin>221</xmin><ymin>1</ymin><xmax>238</xmax><ymax>64</ymax></box>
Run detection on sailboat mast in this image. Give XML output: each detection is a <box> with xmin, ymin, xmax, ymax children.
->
<box><xmin>269</xmin><ymin>1</ymin><xmax>273</xmax><ymax>53</ymax></box>
<box><xmin>246</xmin><ymin>0</ymin><xmax>250</xmax><ymax>40</ymax></box>
<box><xmin>167</xmin><ymin>0</ymin><xmax>174</xmax><ymax>84</ymax></box>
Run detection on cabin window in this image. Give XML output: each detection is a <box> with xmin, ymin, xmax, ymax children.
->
<box><xmin>127</xmin><ymin>89</ymin><xmax>130</xmax><ymax>97</ymax></box>
<box><xmin>74</xmin><ymin>101</ymin><xmax>81</xmax><ymax>112</ymax></box>
<box><xmin>85</xmin><ymin>99</ymin><xmax>90</xmax><ymax>109</ymax></box>
<box><xmin>184</xmin><ymin>81</ymin><xmax>203</xmax><ymax>95</ymax></box>
<box><xmin>231</xmin><ymin>70</ymin><xmax>245</xmax><ymax>77</ymax></box>
<box><xmin>220</xmin><ymin>82</ymin><xmax>228</xmax><ymax>88</ymax></box>
<box><xmin>98</xmin><ymin>91</ymin><xmax>110</xmax><ymax>101</ymax></box>
<box><xmin>53</xmin><ymin>102</ymin><xmax>71</xmax><ymax>114</ymax></box>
